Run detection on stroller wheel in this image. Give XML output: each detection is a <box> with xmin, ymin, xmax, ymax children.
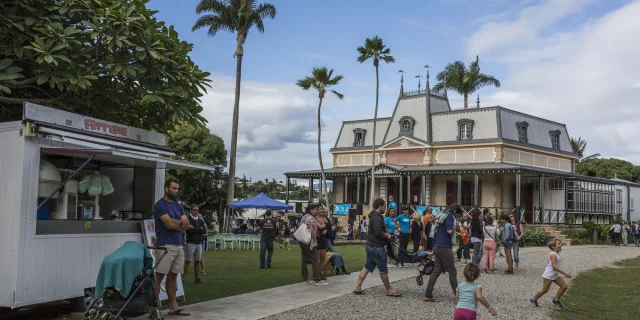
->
<box><xmin>416</xmin><ymin>275</ymin><xmax>424</xmax><ymax>286</ymax></box>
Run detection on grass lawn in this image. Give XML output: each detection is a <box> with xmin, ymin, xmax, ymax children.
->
<box><xmin>180</xmin><ymin>243</ymin><xmax>367</xmax><ymax>306</ymax></box>
<box><xmin>553</xmin><ymin>256</ymin><xmax>640</xmax><ymax>320</ymax></box>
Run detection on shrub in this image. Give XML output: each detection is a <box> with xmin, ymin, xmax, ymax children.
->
<box><xmin>524</xmin><ymin>227</ymin><xmax>549</xmax><ymax>246</ymax></box>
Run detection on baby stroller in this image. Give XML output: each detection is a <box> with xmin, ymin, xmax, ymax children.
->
<box><xmin>84</xmin><ymin>241</ymin><xmax>168</xmax><ymax>320</ymax></box>
<box><xmin>386</xmin><ymin>240</ymin><xmax>435</xmax><ymax>286</ymax></box>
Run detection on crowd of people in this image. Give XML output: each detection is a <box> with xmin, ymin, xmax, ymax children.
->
<box><xmin>609</xmin><ymin>219</ymin><xmax>639</xmax><ymax>246</ymax></box>
<box><xmin>149</xmin><ymin>178</ymin><xmax>575</xmax><ymax>318</ymax></box>
<box><xmin>349</xmin><ymin>198</ymin><xmax>576</xmax><ymax>319</ymax></box>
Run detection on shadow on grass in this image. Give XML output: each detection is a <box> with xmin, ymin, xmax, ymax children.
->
<box><xmin>553</xmin><ymin>257</ymin><xmax>640</xmax><ymax>320</ymax></box>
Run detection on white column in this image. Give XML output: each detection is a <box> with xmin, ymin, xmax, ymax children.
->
<box><xmin>344</xmin><ymin>176</ymin><xmax>348</xmax><ymax>203</ymax></box>
<box><xmin>356</xmin><ymin>176</ymin><xmax>361</xmax><ymax>203</ymax></box>
<box><xmin>457</xmin><ymin>174</ymin><xmax>462</xmax><ymax>204</ymax></box>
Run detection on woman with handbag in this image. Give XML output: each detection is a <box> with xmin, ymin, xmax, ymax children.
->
<box><xmin>482</xmin><ymin>216</ymin><xmax>500</xmax><ymax>274</ymax></box>
<box><xmin>295</xmin><ymin>204</ymin><xmax>329</xmax><ymax>286</ymax></box>
<box><xmin>510</xmin><ymin>215</ymin><xmax>524</xmax><ymax>272</ymax></box>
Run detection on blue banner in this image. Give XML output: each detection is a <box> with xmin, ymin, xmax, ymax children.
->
<box><xmin>415</xmin><ymin>206</ymin><xmax>427</xmax><ymax>217</ymax></box>
<box><xmin>334</xmin><ymin>204</ymin><xmax>351</xmax><ymax>216</ymax></box>
<box><xmin>431</xmin><ymin>206</ymin><xmax>440</xmax><ymax>215</ymax></box>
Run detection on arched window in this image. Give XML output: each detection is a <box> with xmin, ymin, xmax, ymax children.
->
<box><xmin>353</xmin><ymin>128</ymin><xmax>366</xmax><ymax>147</ymax></box>
<box><xmin>516</xmin><ymin>121</ymin><xmax>529</xmax><ymax>143</ymax></box>
<box><xmin>398</xmin><ymin>116</ymin><xmax>416</xmax><ymax>136</ymax></box>
<box><xmin>457</xmin><ymin>119</ymin><xmax>474</xmax><ymax>141</ymax></box>
<box><xmin>549</xmin><ymin>130</ymin><xmax>561</xmax><ymax>150</ymax></box>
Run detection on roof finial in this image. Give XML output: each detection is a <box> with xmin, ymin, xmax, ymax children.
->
<box><xmin>415</xmin><ymin>74</ymin><xmax>421</xmax><ymax>92</ymax></box>
<box><xmin>399</xmin><ymin>69</ymin><xmax>405</xmax><ymax>97</ymax></box>
<box><xmin>424</xmin><ymin>65</ymin><xmax>431</xmax><ymax>93</ymax></box>
<box><xmin>476</xmin><ymin>95</ymin><xmax>480</xmax><ymax>108</ymax></box>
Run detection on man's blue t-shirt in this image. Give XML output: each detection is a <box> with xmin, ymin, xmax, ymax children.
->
<box><xmin>433</xmin><ymin>210</ymin><xmax>455</xmax><ymax>249</ymax></box>
<box><xmin>384</xmin><ymin>216</ymin><xmax>396</xmax><ymax>233</ymax></box>
<box><xmin>154</xmin><ymin>198</ymin><xmax>185</xmax><ymax>246</ymax></box>
<box><xmin>396</xmin><ymin>214</ymin><xmax>411</xmax><ymax>234</ymax></box>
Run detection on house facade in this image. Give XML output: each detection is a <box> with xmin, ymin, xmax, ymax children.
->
<box><xmin>284</xmin><ymin>78</ymin><xmax>636</xmax><ymax>225</ymax></box>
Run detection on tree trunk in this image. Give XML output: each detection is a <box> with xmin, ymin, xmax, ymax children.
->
<box><xmin>227</xmin><ymin>49</ymin><xmax>243</xmax><ymax>208</ymax></box>
<box><xmin>463</xmin><ymin>93</ymin><xmax>468</xmax><ymax>108</ymax></box>
<box><xmin>370</xmin><ymin>66</ymin><xmax>380</xmax><ymax>208</ymax></box>
<box><xmin>317</xmin><ymin>97</ymin><xmax>330</xmax><ymax>210</ymax></box>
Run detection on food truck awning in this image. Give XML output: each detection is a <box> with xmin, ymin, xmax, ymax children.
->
<box><xmin>41</xmin><ymin>148</ymin><xmax>215</xmax><ymax>171</ymax></box>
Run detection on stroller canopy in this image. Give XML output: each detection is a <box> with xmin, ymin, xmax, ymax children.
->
<box><xmin>229</xmin><ymin>192</ymin><xmax>293</xmax><ymax>210</ymax></box>
<box><xmin>95</xmin><ymin>241</ymin><xmax>152</xmax><ymax>297</ymax></box>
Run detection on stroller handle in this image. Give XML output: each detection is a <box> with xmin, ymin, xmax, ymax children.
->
<box><xmin>146</xmin><ymin>245</ymin><xmax>167</xmax><ymax>251</ymax></box>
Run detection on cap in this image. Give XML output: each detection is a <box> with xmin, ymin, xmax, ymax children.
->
<box><xmin>265</xmin><ymin>210</ymin><xmax>272</xmax><ymax>216</ymax></box>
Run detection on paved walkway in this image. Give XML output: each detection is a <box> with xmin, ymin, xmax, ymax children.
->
<box><xmin>148</xmin><ymin>265</ymin><xmax>418</xmax><ymax>320</ymax></box>
<box><xmin>143</xmin><ymin>245</ymin><xmax>640</xmax><ymax>320</ymax></box>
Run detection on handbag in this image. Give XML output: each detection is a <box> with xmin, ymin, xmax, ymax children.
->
<box><xmin>294</xmin><ymin>223</ymin><xmax>312</xmax><ymax>245</ymax></box>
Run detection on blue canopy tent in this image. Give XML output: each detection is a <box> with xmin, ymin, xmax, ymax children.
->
<box><xmin>225</xmin><ymin>193</ymin><xmax>293</xmax><ymax>232</ymax></box>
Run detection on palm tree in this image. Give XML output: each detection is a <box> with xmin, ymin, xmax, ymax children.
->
<box><xmin>297</xmin><ymin>67</ymin><xmax>344</xmax><ymax>209</ymax></box>
<box><xmin>433</xmin><ymin>55</ymin><xmax>500</xmax><ymax>108</ymax></box>
<box><xmin>357</xmin><ymin>36</ymin><xmax>395</xmax><ymax>208</ymax></box>
<box><xmin>192</xmin><ymin>0</ymin><xmax>276</xmax><ymax>206</ymax></box>
<box><xmin>571</xmin><ymin>137</ymin><xmax>600</xmax><ymax>161</ymax></box>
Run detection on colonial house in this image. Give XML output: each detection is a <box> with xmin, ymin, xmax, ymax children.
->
<box><xmin>284</xmin><ymin>77</ymin><xmax>639</xmax><ymax>225</ymax></box>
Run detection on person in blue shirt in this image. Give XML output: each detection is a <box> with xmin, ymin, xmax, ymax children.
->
<box><xmin>384</xmin><ymin>208</ymin><xmax>397</xmax><ymax>267</ymax></box>
<box><xmin>424</xmin><ymin>203</ymin><xmax>460</xmax><ymax>303</ymax></box>
<box><xmin>395</xmin><ymin>206</ymin><xmax>411</xmax><ymax>267</ymax></box>
<box><xmin>153</xmin><ymin>179</ymin><xmax>192</xmax><ymax>316</ymax></box>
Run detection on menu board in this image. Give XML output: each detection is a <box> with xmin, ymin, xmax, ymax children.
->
<box><xmin>142</xmin><ymin>220</ymin><xmax>185</xmax><ymax>301</ymax></box>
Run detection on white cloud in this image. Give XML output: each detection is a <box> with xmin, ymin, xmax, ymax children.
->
<box><xmin>401</xmin><ymin>19</ymin><xmax>429</xmax><ymax>29</ymax></box>
<box><xmin>463</xmin><ymin>0</ymin><xmax>640</xmax><ymax>162</ymax></box>
<box><xmin>200</xmin><ymin>75</ymin><xmax>350</xmax><ymax>180</ymax></box>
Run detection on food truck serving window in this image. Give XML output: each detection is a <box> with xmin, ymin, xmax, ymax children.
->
<box><xmin>35</xmin><ymin>148</ymin><xmax>214</xmax><ymax>235</ymax></box>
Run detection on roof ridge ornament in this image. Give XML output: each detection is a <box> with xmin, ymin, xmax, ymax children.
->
<box><xmin>415</xmin><ymin>74</ymin><xmax>421</xmax><ymax>92</ymax></box>
<box><xmin>476</xmin><ymin>95</ymin><xmax>480</xmax><ymax>108</ymax></box>
<box><xmin>399</xmin><ymin>69</ymin><xmax>406</xmax><ymax>97</ymax></box>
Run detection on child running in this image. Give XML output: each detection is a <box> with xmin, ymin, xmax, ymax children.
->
<box><xmin>454</xmin><ymin>264</ymin><xmax>497</xmax><ymax>319</ymax></box>
<box><xmin>530</xmin><ymin>239</ymin><xmax>572</xmax><ymax>308</ymax></box>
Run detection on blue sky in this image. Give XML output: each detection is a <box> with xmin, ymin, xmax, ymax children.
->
<box><xmin>148</xmin><ymin>0</ymin><xmax>640</xmax><ymax>182</ymax></box>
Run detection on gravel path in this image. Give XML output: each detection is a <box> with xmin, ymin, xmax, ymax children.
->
<box><xmin>265</xmin><ymin>245</ymin><xmax>640</xmax><ymax>320</ymax></box>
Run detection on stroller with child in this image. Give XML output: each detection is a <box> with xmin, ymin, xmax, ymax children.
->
<box><xmin>386</xmin><ymin>240</ymin><xmax>435</xmax><ymax>286</ymax></box>
<box><xmin>84</xmin><ymin>241</ymin><xmax>167</xmax><ymax>320</ymax></box>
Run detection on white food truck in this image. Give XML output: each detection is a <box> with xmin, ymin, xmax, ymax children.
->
<box><xmin>0</xmin><ymin>103</ymin><xmax>214</xmax><ymax>311</ymax></box>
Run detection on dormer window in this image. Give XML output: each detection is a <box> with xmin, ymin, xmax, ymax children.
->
<box><xmin>457</xmin><ymin>119</ymin><xmax>474</xmax><ymax>141</ymax></box>
<box><xmin>549</xmin><ymin>130</ymin><xmax>561</xmax><ymax>150</ymax></box>
<box><xmin>516</xmin><ymin>121</ymin><xmax>529</xmax><ymax>143</ymax></box>
<box><xmin>398</xmin><ymin>116</ymin><xmax>416</xmax><ymax>137</ymax></box>
<box><xmin>353</xmin><ymin>128</ymin><xmax>366</xmax><ymax>147</ymax></box>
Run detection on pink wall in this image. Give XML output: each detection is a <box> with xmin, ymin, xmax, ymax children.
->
<box><xmin>386</xmin><ymin>149</ymin><xmax>424</xmax><ymax>165</ymax></box>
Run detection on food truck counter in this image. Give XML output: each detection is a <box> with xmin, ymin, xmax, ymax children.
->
<box><xmin>36</xmin><ymin>220</ymin><xmax>142</xmax><ymax>235</ymax></box>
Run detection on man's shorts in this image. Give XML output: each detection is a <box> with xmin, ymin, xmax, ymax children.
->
<box><xmin>503</xmin><ymin>241</ymin><xmax>513</xmax><ymax>250</ymax></box>
<box><xmin>186</xmin><ymin>243</ymin><xmax>203</xmax><ymax>262</ymax></box>
<box><xmin>155</xmin><ymin>245</ymin><xmax>185</xmax><ymax>274</ymax></box>
<box><xmin>364</xmin><ymin>244</ymin><xmax>388</xmax><ymax>274</ymax></box>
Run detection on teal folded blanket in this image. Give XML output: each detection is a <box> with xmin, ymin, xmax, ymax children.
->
<box><xmin>95</xmin><ymin>241</ymin><xmax>152</xmax><ymax>297</ymax></box>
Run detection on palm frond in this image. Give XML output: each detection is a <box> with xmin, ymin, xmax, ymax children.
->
<box><xmin>195</xmin><ymin>0</ymin><xmax>228</xmax><ymax>15</ymax></box>
<box><xmin>296</xmin><ymin>77</ymin><xmax>314</xmax><ymax>90</ymax></box>
<box><xmin>331</xmin><ymin>90</ymin><xmax>344</xmax><ymax>99</ymax></box>
<box><xmin>256</xmin><ymin>3</ymin><xmax>276</xmax><ymax>19</ymax></box>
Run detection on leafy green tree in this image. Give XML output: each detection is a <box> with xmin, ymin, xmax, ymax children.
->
<box><xmin>0</xmin><ymin>0</ymin><xmax>211</xmax><ymax>130</ymax></box>
<box><xmin>576</xmin><ymin>158</ymin><xmax>640</xmax><ymax>182</ymax></box>
<box><xmin>297</xmin><ymin>67</ymin><xmax>344</xmax><ymax>208</ymax></box>
<box><xmin>433</xmin><ymin>56</ymin><xmax>500</xmax><ymax>108</ymax></box>
<box><xmin>166</xmin><ymin>123</ymin><xmax>227</xmax><ymax>229</ymax></box>
<box><xmin>192</xmin><ymin>0</ymin><xmax>276</xmax><ymax>213</ymax></box>
<box><xmin>570</xmin><ymin>137</ymin><xmax>600</xmax><ymax>161</ymax></box>
<box><xmin>357</xmin><ymin>36</ymin><xmax>395</xmax><ymax>207</ymax></box>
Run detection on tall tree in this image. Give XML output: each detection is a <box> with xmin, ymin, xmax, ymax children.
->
<box><xmin>570</xmin><ymin>137</ymin><xmax>600</xmax><ymax>161</ymax></box>
<box><xmin>0</xmin><ymin>0</ymin><xmax>211</xmax><ymax>130</ymax></box>
<box><xmin>166</xmin><ymin>123</ymin><xmax>227</xmax><ymax>229</ymax></box>
<box><xmin>296</xmin><ymin>67</ymin><xmax>344</xmax><ymax>209</ymax></box>
<box><xmin>433</xmin><ymin>55</ymin><xmax>500</xmax><ymax>108</ymax></box>
<box><xmin>357</xmin><ymin>36</ymin><xmax>395</xmax><ymax>207</ymax></box>
<box><xmin>192</xmin><ymin>0</ymin><xmax>276</xmax><ymax>210</ymax></box>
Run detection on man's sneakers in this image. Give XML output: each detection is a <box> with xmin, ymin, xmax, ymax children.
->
<box><xmin>315</xmin><ymin>280</ymin><xmax>329</xmax><ymax>286</ymax></box>
<box><xmin>552</xmin><ymin>299</ymin><xmax>564</xmax><ymax>309</ymax></box>
<box><xmin>267</xmin><ymin>264</ymin><xmax>271</xmax><ymax>269</ymax></box>
<box><xmin>529</xmin><ymin>299</ymin><xmax>539</xmax><ymax>307</ymax></box>
<box><xmin>194</xmin><ymin>278</ymin><xmax>206</xmax><ymax>284</ymax></box>
<box><xmin>304</xmin><ymin>280</ymin><xmax>315</xmax><ymax>284</ymax></box>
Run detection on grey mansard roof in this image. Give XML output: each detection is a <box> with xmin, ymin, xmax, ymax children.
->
<box><xmin>330</xmin><ymin>91</ymin><xmax>577</xmax><ymax>157</ymax></box>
